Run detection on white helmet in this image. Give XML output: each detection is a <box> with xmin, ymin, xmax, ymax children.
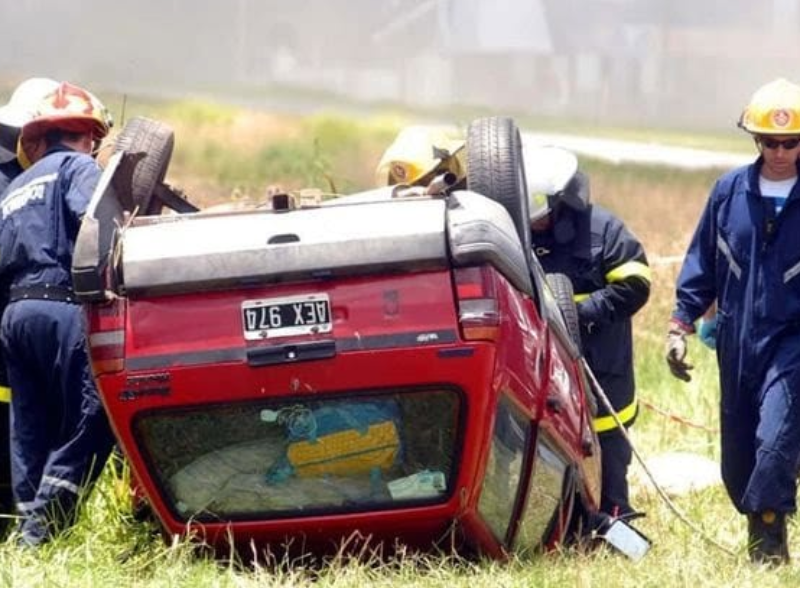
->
<box><xmin>0</xmin><ymin>78</ymin><xmax>60</xmax><ymax>162</ymax></box>
<box><xmin>0</xmin><ymin>77</ymin><xmax>60</xmax><ymax>129</ymax></box>
<box><xmin>523</xmin><ymin>145</ymin><xmax>589</xmax><ymax>222</ymax></box>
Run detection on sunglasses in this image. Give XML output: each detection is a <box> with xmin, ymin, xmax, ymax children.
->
<box><xmin>759</xmin><ymin>137</ymin><xmax>800</xmax><ymax>150</ymax></box>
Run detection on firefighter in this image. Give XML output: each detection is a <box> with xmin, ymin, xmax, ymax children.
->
<box><xmin>525</xmin><ymin>145</ymin><xmax>651</xmax><ymax>520</ymax></box>
<box><xmin>666</xmin><ymin>78</ymin><xmax>800</xmax><ymax>564</ymax></box>
<box><xmin>0</xmin><ymin>81</ymin><xmax>115</xmax><ymax>546</ymax></box>
<box><xmin>0</xmin><ymin>77</ymin><xmax>59</xmax><ymax>538</ymax></box>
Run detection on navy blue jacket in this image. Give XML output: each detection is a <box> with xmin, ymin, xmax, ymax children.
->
<box><xmin>0</xmin><ymin>158</ymin><xmax>20</xmax><ymax>396</ymax></box>
<box><xmin>674</xmin><ymin>156</ymin><xmax>800</xmax><ymax>375</ymax></box>
<box><xmin>0</xmin><ymin>146</ymin><xmax>101</xmax><ymax>291</ymax></box>
<box><xmin>532</xmin><ymin>204</ymin><xmax>651</xmax><ymax>432</ymax></box>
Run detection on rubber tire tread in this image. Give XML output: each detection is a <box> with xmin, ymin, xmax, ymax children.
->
<box><xmin>546</xmin><ymin>272</ymin><xmax>582</xmax><ymax>350</ymax></box>
<box><xmin>113</xmin><ymin>116</ymin><xmax>174</xmax><ymax>215</ymax></box>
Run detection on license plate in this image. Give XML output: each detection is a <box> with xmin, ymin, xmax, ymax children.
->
<box><xmin>242</xmin><ymin>294</ymin><xmax>332</xmax><ymax>340</ymax></box>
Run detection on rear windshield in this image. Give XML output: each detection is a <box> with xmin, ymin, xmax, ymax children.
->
<box><xmin>133</xmin><ymin>388</ymin><xmax>462</xmax><ymax>521</ymax></box>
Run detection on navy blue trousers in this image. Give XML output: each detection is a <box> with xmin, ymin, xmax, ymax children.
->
<box><xmin>716</xmin><ymin>316</ymin><xmax>800</xmax><ymax>515</ymax></box>
<box><xmin>599</xmin><ymin>428</ymin><xmax>633</xmax><ymax>517</ymax></box>
<box><xmin>1</xmin><ymin>299</ymin><xmax>114</xmax><ymax>544</ymax></box>
<box><xmin>719</xmin><ymin>365</ymin><xmax>800</xmax><ymax>515</ymax></box>
<box><xmin>593</xmin><ymin>371</ymin><xmax>636</xmax><ymax>518</ymax></box>
<box><xmin>0</xmin><ymin>401</ymin><xmax>11</xmax><ymax>538</ymax></box>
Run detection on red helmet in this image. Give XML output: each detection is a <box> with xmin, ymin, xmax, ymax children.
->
<box><xmin>21</xmin><ymin>82</ymin><xmax>111</xmax><ymax>144</ymax></box>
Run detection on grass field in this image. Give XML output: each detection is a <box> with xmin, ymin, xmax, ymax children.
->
<box><xmin>3</xmin><ymin>99</ymin><xmax>799</xmax><ymax>587</ymax></box>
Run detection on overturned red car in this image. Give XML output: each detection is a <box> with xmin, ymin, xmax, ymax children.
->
<box><xmin>73</xmin><ymin>116</ymin><xmax>607</xmax><ymax>559</ymax></box>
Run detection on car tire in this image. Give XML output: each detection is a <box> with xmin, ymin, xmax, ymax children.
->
<box><xmin>542</xmin><ymin>465</ymin><xmax>579</xmax><ymax>549</ymax></box>
<box><xmin>546</xmin><ymin>273</ymin><xmax>582</xmax><ymax>351</ymax></box>
<box><xmin>562</xmin><ymin>488</ymin><xmax>594</xmax><ymax>548</ymax></box>
<box><xmin>466</xmin><ymin>116</ymin><xmax>531</xmax><ymax>257</ymax></box>
<box><xmin>113</xmin><ymin>116</ymin><xmax>175</xmax><ymax>215</ymax></box>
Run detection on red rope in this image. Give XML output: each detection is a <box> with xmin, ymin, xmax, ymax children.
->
<box><xmin>640</xmin><ymin>399</ymin><xmax>719</xmax><ymax>433</ymax></box>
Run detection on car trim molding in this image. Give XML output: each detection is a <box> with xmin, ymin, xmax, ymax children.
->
<box><xmin>124</xmin><ymin>329</ymin><xmax>460</xmax><ymax>370</ymax></box>
<box><xmin>126</xmin><ymin>347</ymin><xmax>247</xmax><ymax>370</ymax></box>
<box><xmin>336</xmin><ymin>329</ymin><xmax>458</xmax><ymax>351</ymax></box>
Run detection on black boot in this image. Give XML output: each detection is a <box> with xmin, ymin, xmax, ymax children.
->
<box><xmin>748</xmin><ymin>511</ymin><xmax>789</xmax><ymax>565</ymax></box>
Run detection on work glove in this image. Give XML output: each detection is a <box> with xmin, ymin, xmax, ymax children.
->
<box><xmin>697</xmin><ymin>315</ymin><xmax>717</xmax><ymax>350</ymax></box>
<box><xmin>666</xmin><ymin>320</ymin><xmax>693</xmax><ymax>382</ymax></box>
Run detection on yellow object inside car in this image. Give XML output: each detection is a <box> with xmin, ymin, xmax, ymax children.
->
<box><xmin>287</xmin><ymin>421</ymin><xmax>400</xmax><ymax>478</ymax></box>
<box><xmin>375</xmin><ymin>125</ymin><xmax>466</xmax><ymax>186</ymax></box>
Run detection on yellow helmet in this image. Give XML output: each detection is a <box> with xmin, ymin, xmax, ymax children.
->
<box><xmin>739</xmin><ymin>78</ymin><xmax>800</xmax><ymax>135</ymax></box>
<box><xmin>375</xmin><ymin>125</ymin><xmax>466</xmax><ymax>186</ymax></box>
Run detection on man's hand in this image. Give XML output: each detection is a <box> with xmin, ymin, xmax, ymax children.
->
<box><xmin>666</xmin><ymin>321</ymin><xmax>693</xmax><ymax>382</ymax></box>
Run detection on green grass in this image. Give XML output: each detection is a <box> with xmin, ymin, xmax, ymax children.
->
<box><xmin>3</xmin><ymin>97</ymin><xmax>798</xmax><ymax>586</ymax></box>
<box><xmin>100</xmin><ymin>97</ymin><xmax>400</xmax><ymax>204</ymax></box>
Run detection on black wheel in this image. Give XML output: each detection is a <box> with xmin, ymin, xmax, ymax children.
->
<box><xmin>561</xmin><ymin>489</ymin><xmax>596</xmax><ymax>550</ymax></box>
<box><xmin>466</xmin><ymin>116</ymin><xmax>531</xmax><ymax>256</ymax></box>
<box><xmin>546</xmin><ymin>273</ymin><xmax>582</xmax><ymax>351</ymax></box>
<box><xmin>113</xmin><ymin>116</ymin><xmax>174</xmax><ymax>215</ymax></box>
<box><xmin>543</xmin><ymin>466</ymin><xmax>579</xmax><ymax>550</ymax></box>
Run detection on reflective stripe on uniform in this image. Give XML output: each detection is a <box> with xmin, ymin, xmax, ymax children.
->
<box><xmin>784</xmin><ymin>258</ymin><xmax>800</xmax><ymax>284</ymax></box>
<box><xmin>593</xmin><ymin>398</ymin><xmax>637</xmax><ymax>433</ymax></box>
<box><xmin>575</xmin><ymin>261</ymin><xmax>651</xmax><ymax>303</ymax></box>
<box><xmin>41</xmin><ymin>475</ymin><xmax>80</xmax><ymax>495</ymax></box>
<box><xmin>0</xmin><ymin>385</ymin><xmax>10</xmax><ymax>403</ymax></box>
<box><xmin>716</xmin><ymin>235</ymin><xmax>742</xmax><ymax>280</ymax></box>
<box><xmin>605</xmin><ymin>261</ymin><xmax>652</xmax><ymax>284</ymax></box>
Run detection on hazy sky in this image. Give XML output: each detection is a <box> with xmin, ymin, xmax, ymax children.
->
<box><xmin>1</xmin><ymin>0</ymin><xmax>798</xmax><ymax>130</ymax></box>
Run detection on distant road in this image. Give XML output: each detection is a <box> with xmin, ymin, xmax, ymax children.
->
<box><xmin>521</xmin><ymin>131</ymin><xmax>754</xmax><ymax>171</ymax></box>
<box><xmin>118</xmin><ymin>85</ymin><xmax>756</xmax><ymax>171</ymax></box>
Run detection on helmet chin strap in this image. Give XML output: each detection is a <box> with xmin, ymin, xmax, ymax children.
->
<box><xmin>16</xmin><ymin>136</ymin><xmax>34</xmax><ymax>169</ymax></box>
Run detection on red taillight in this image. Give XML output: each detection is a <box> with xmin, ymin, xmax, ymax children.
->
<box><xmin>85</xmin><ymin>300</ymin><xmax>126</xmax><ymax>375</ymax></box>
<box><xmin>454</xmin><ymin>266</ymin><xmax>500</xmax><ymax>341</ymax></box>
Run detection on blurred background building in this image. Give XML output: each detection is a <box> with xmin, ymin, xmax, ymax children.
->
<box><xmin>1</xmin><ymin>0</ymin><xmax>798</xmax><ymax>129</ymax></box>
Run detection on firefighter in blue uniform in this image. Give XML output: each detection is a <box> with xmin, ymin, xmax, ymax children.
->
<box><xmin>667</xmin><ymin>78</ymin><xmax>800</xmax><ymax>564</ymax></box>
<box><xmin>0</xmin><ymin>81</ymin><xmax>115</xmax><ymax>546</ymax></box>
<box><xmin>525</xmin><ymin>146</ymin><xmax>651</xmax><ymax>520</ymax></box>
<box><xmin>0</xmin><ymin>77</ymin><xmax>59</xmax><ymax>538</ymax></box>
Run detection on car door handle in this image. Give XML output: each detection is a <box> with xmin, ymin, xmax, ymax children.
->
<box><xmin>246</xmin><ymin>340</ymin><xmax>336</xmax><ymax>367</ymax></box>
<box><xmin>267</xmin><ymin>233</ymin><xmax>300</xmax><ymax>244</ymax></box>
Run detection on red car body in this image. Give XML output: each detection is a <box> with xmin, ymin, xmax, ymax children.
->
<box><xmin>73</xmin><ymin>120</ymin><xmax>601</xmax><ymax>559</ymax></box>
